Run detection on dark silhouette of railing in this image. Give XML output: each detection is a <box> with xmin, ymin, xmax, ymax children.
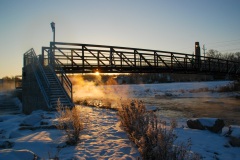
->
<box><xmin>42</xmin><ymin>42</ymin><xmax>240</xmax><ymax>77</ymax></box>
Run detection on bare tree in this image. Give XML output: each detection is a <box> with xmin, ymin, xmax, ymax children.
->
<box><xmin>206</xmin><ymin>49</ymin><xmax>222</xmax><ymax>59</ymax></box>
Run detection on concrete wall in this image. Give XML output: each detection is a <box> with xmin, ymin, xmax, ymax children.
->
<box><xmin>22</xmin><ymin>65</ymin><xmax>48</xmax><ymax>114</ymax></box>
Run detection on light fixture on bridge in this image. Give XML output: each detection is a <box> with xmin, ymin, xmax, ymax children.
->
<box><xmin>50</xmin><ymin>22</ymin><xmax>55</xmax><ymax>42</ymax></box>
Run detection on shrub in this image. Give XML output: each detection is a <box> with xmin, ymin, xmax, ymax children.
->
<box><xmin>56</xmin><ymin>99</ymin><xmax>84</xmax><ymax>145</ymax></box>
<box><xmin>118</xmin><ymin>100</ymin><xmax>147</xmax><ymax>142</ymax></box>
<box><xmin>118</xmin><ymin>100</ymin><xmax>201</xmax><ymax>160</ymax></box>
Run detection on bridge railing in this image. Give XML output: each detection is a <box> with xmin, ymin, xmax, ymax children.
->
<box><xmin>42</xmin><ymin>42</ymin><xmax>240</xmax><ymax>76</ymax></box>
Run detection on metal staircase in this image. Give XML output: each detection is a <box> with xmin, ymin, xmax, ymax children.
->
<box><xmin>44</xmin><ymin>66</ymin><xmax>73</xmax><ymax>108</ymax></box>
<box><xmin>23</xmin><ymin>48</ymin><xmax>74</xmax><ymax>110</ymax></box>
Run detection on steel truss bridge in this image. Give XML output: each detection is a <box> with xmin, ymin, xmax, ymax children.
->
<box><xmin>21</xmin><ymin>42</ymin><xmax>240</xmax><ymax>112</ymax></box>
<box><xmin>41</xmin><ymin>42</ymin><xmax>240</xmax><ymax>77</ymax></box>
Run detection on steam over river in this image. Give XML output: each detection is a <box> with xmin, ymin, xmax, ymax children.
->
<box><xmin>73</xmin><ymin>79</ymin><xmax>240</xmax><ymax>125</ymax></box>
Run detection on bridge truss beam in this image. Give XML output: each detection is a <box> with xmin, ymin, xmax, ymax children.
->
<box><xmin>41</xmin><ymin>42</ymin><xmax>240</xmax><ymax>77</ymax></box>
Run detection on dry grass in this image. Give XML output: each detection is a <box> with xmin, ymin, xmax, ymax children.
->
<box><xmin>118</xmin><ymin>100</ymin><xmax>201</xmax><ymax>160</ymax></box>
<box><xmin>56</xmin><ymin>99</ymin><xmax>84</xmax><ymax>145</ymax></box>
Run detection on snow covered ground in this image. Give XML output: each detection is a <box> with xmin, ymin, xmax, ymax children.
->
<box><xmin>0</xmin><ymin>81</ymin><xmax>240</xmax><ymax>159</ymax></box>
<box><xmin>0</xmin><ymin>107</ymin><xmax>140</xmax><ymax>159</ymax></box>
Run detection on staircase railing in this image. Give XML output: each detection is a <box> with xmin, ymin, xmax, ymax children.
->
<box><xmin>47</xmin><ymin>48</ymin><xmax>73</xmax><ymax>103</ymax></box>
<box><xmin>24</xmin><ymin>48</ymin><xmax>51</xmax><ymax>108</ymax></box>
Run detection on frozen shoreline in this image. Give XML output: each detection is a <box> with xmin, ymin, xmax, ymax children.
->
<box><xmin>0</xmin><ymin>81</ymin><xmax>240</xmax><ymax>159</ymax></box>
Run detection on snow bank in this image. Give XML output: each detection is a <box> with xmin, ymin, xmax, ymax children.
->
<box><xmin>0</xmin><ymin>149</ymin><xmax>38</xmax><ymax>160</ymax></box>
<box><xmin>20</xmin><ymin>111</ymin><xmax>43</xmax><ymax>126</ymax></box>
<box><xmin>230</xmin><ymin>125</ymin><xmax>240</xmax><ymax>138</ymax></box>
<box><xmin>175</xmin><ymin>127</ymin><xmax>240</xmax><ymax>160</ymax></box>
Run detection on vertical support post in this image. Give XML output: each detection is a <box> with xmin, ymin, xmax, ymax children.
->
<box><xmin>41</xmin><ymin>48</ymin><xmax>44</xmax><ymax>66</ymax></box>
<box><xmin>120</xmin><ymin>52</ymin><xmax>123</xmax><ymax>69</ymax></box>
<box><xmin>171</xmin><ymin>53</ymin><xmax>173</xmax><ymax>72</ymax></box>
<box><xmin>195</xmin><ymin>42</ymin><xmax>201</xmax><ymax>70</ymax></box>
<box><xmin>82</xmin><ymin>45</ymin><xmax>85</xmax><ymax>72</ymax></box>
<box><xmin>154</xmin><ymin>52</ymin><xmax>157</xmax><ymax>67</ymax></box>
<box><xmin>50</xmin><ymin>42</ymin><xmax>54</xmax><ymax>68</ymax></box>
<box><xmin>97</xmin><ymin>51</ymin><xmax>100</xmax><ymax>69</ymax></box>
<box><xmin>109</xmin><ymin>47</ymin><xmax>112</xmax><ymax>67</ymax></box>
<box><xmin>134</xmin><ymin>50</ymin><xmax>137</xmax><ymax>67</ymax></box>
<box><xmin>71</xmin><ymin>50</ymin><xmax>73</xmax><ymax>70</ymax></box>
<box><xmin>185</xmin><ymin>55</ymin><xmax>187</xmax><ymax>71</ymax></box>
<box><xmin>140</xmin><ymin>55</ymin><xmax>142</xmax><ymax>67</ymax></box>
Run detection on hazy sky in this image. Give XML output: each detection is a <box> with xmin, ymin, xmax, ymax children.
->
<box><xmin>0</xmin><ymin>0</ymin><xmax>240</xmax><ymax>78</ymax></box>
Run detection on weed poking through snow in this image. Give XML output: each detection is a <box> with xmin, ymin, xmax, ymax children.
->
<box><xmin>118</xmin><ymin>100</ymin><xmax>201</xmax><ymax>160</ymax></box>
<box><xmin>56</xmin><ymin>99</ymin><xmax>84</xmax><ymax>145</ymax></box>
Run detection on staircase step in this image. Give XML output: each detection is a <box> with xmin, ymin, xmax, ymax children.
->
<box><xmin>38</xmin><ymin>66</ymin><xmax>74</xmax><ymax>108</ymax></box>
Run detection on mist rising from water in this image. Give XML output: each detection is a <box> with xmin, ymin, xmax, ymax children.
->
<box><xmin>70</xmin><ymin>75</ymin><xmax>130</xmax><ymax>108</ymax></box>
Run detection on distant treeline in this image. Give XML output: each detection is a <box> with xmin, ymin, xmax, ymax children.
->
<box><xmin>0</xmin><ymin>76</ymin><xmax>16</xmax><ymax>82</ymax></box>
<box><xmin>206</xmin><ymin>50</ymin><xmax>240</xmax><ymax>62</ymax></box>
<box><xmin>0</xmin><ymin>76</ymin><xmax>17</xmax><ymax>91</ymax></box>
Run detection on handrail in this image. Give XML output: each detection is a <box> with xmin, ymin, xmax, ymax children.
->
<box><xmin>31</xmin><ymin>63</ymin><xmax>50</xmax><ymax>108</ymax></box>
<box><xmin>48</xmin><ymin>49</ymin><xmax>73</xmax><ymax>102</ymax></box>
<box><xmin>23</xmin><ymin>48</ymin><xmax>51</xmax><ymax>108</ymax></box>
<box><xmin>28</xmin><ymin>49</ymin><xmax>50</xmax><ymax>91</ymax></box>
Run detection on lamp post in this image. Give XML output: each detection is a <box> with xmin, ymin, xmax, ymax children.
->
<box><xmin>50</xmin><ymin>22</ymin><xmax>55</xmax><ymax>67</ymax></box>
<box><xmin>50</xmin><ymin>22</ymin><xmax>55</xmax><ymax>43</ymax></box>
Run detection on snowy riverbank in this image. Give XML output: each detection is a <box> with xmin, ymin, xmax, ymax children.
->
<box><xmin>1</xmin><ymin>81</ymin><xmax>240</xmax><ymax>159</ymax></box>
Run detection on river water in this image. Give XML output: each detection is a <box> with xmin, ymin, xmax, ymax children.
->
<box><xmin>141</xmin><ymin>96</ymin><xmax>240</xmax><ymax>126</ymax></box>
<box><xmin>122</xmin><ymin>81</ymin><xmax>240</xmax><ymax>125</ymax></box>
<box><xmin>75</xmin><ymin>81</ymin><xmax>240</xmax><ymax>126</ymax></box>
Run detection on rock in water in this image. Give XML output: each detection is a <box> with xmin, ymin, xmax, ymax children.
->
<box><xmin>187</xmin><ymin>119</ymin><xmax>205</xmax><ymax>130</ymax></box>
<box><xmin>227</xmin><ymin>125</ymin><xmax>240</xmax><ymax>147</ymax></box>
<box><xmin>187</xmin><ymin>118</ymin><xmax>224</xmax><ymax>133</ymax></box>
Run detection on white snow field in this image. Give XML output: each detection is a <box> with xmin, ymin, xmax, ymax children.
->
<box><xmin>0</xmin><ymin>107</ymin><xmax>140</xmax><ymax>159</ymax></box>
<box><xmin>0</xmin><ymin>81</ymin><xmax>240</xmax><ymax>159</ymax></box>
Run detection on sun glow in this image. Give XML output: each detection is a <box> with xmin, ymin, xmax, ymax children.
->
<box><xmin>95</xmin><ymin>71</ymin><xmax>100</xmax><ymax>76</ymax></box>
